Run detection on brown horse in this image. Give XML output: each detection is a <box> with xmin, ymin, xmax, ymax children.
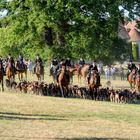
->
<box><xmin>58</xmin><ymin>66</ymin><xmax>70</xmax><ymax>97</ymax></box>
<box><xmin>15</xmin><ymin>61</ymin><xmax>27</xmax><ymax>81</ymax></box>
<box><xmin>128</xmin><ymin>69</ymin><xmax>136</xmax><ymax>89</ymax></box>
<box><xmin>135</xmin><ymin>75</ymin><xmax>140</xmax><ymax>91</ymax></box>
<box><xmin>67</xmin><ymin>66</ymin><xmax>77</xmax><ymax>84</ymax></box>
<box><xmin>35</xmin><ymin>62</ymin><xmax>44</xmax><ymax>81</ymax></box>
<box><xmin>0</xmin><ymin>64</ymin><xmax>4</xmax><ymax>91</ymax></box>
<box><xmin>88</xmin><ymin>71</ymin><xmax>100</xmax><ymax>100</ymax></box>
<box><xmin>6</xmin><ymin>62</ymin><xmax>15</xmax><ymax>82</ymax></box>
<box><xmin>76</xmin><ymin>64</ymin><xmax>90</xmax><ymax>84</ymax></box>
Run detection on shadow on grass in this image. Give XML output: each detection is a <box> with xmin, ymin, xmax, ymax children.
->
<box><xmin>0</xmin><ymin>136</ymin><xmax>131</xmax><ymax>140</ymax></box>
<box><xmin>0</xmin><ymin>112</ymin><xmax>66</xmax><ymax>121</ymax></box>
<box><xmin>56</xmin><ymin>138</ymin><xmax>131</xmax><ymax>140</ymax></box>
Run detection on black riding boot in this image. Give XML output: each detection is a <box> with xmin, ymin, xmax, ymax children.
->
<box><xmin>2</xmin><ymin>67</ymin><xmax>5</xmax><ymax>75</ymax></box>
<box><xmin>97</xmin><ymin>76</ymin><xmax>101</xmax><ymax>86</ymax></box>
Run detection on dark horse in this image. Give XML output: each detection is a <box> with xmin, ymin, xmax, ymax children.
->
<box><xmin>88</xmin><ymin>70</ymin><xmax>101</xmax><ymax>100</ymax></box>
<box><xmin>15</xmin><ymin>60</ymin><xmax>27</xmax><ymax>81</ymax></box>
<box><xmin>57</xmin><ymin>66</ymin><xmax>70</xmax><ymax>97</ymax></box>
<box><xmin>35</xmin><ymin>62</ymin><xmax>44</xmax><ymax>81</ymax></box>
<box><xmin>0</xmin><ymin>63</ymin><xmax>4</xmax><ymax>91</ymax></box>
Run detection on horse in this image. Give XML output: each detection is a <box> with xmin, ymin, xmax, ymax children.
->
<box><xmin>88</xmin><ymin>70</ymin><xmax>100</xmax><ymax>100</ymax></box>
<box><xmin>35</xmin><ymin>62</ymin><xmax>44</xmax><ymax>81</ymax></box>
<box><xmin>67</xmin><ymin>66</ymin><xmax>77</xmax><ymax>84</ymax></box>
<box><xmin>76</xmin><ymin>64</ymin><xmax>90</xmax><ymax>84</ymax></box>
<box><xmin>0</xmin><ymin>63</ymin><xmax>4</xmax><ymax>91</ymax></box>
<box><xmin>6</xmin><ymin>61</ymin><xmax>15</xmax><ymax>82</ymax></box>
<box><xmin>57</xmin><ymin>66</ymin><xmax>70</xmax><ymax>97</ymax></box>
<box><xmin>128</xmin><ymin>69</ymin><xmax>136</xmax><ymax>89</ymax></box>
<box><xmin>15</xmin><ymin>60</ymin><xmax>27</xmax><ymax>81</ymax></box>
<box><xmin>135</xmin><ymin>74</ymin><xmax>140</xmax><ymax>92</ymax></box>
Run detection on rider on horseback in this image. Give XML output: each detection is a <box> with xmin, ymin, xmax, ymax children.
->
<box><xmin>18</xmin><ymin>53</ymin><xmax>25</xmax><ymax>70</ymax></box>
<box><xmin>78</xmin><ymin>58</ymin><xmax>85</xmax><ymax>74</ymax></box>
<box><xmin>56</xmin><ymin>58</ymin><xmax>70</xmax><ymax>83</ymax></box>
<box><xmin>50</xmin><ymin>57</ymin><xmax>59</xmax><ymax>76</ymax></box>
<box><xmin>34</xmin><ymin>54</ymin><xmax>43</xmax><ymax>74</ymax></box>
<box><xmin>6</xmin><ymin>53</ymin><xmax>16</xmax><ymax>74</ymax></box>
<box><xmin>136</xmin><ymin>64</ymin><xmax>140</xmax><ymax>75</ymax></box>
<box><xmin>127</xmin><ymin>60</ymin><xmax>137</xmax><ymax>80</ymax></box>
<box><xmin>87</xmin><ymin>60</ymin><xmax>101</xmax><ymax>85</ymax></box>
<box><xmin>65</xmin><ymin>58</ymin><xmax>72</xmax><ymax>68</ymax></box>
<box><xmin>0</xmin><ymin>56</ymin><xmax>5</xmax><ymax>75</ymax></box>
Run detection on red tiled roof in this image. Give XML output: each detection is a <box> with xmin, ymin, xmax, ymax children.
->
<box><xmin>125</xmin><ymin>21</ymin><xmax>137</xmax><ymax>30</ymax></box>
<box><xmin>129</xmin><ymin>28</ymin><xmax>140</xmax><ymax>42</ymax></box>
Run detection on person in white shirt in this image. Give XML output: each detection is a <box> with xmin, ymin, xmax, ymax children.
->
<box><xmin>27</xmin><ymin>60</ymin><xmax>33</xmax><ymax>75</ymax></box>
<box><xmin>111</xmin><ymin>66</ymin><xmax>116</xmax><ymax>80</ymax></box>
<box><xmin>104</xmin><ymin>65</ymin><xmax>110</xmax><ymax>80</ymax></box>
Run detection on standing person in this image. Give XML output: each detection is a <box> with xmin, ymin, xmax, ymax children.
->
<box><xmin>27</xmin><ymin>60</ymin><xmax>33</xmax><ymax>75</ymax></box>
<box><xmin>104</xmin><ymin>66</ymin><xmax>110</xmax><ymax>81</ymax></box>
<box><xmin>97</xmin><ymin>60</ymin><xmax>103</xmax><ymax>75</ymax></box>
<box><xmin>111</xmin><ymin>65</ymin><xmax>116</xmax><ymax>80</ymax></box>
<box><xmin>120</xmin><ymin>65</ymin><xmax>125</xmax><ymax>81</ymax></box>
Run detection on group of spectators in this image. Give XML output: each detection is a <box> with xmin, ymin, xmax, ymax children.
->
<box><xmin>103</xmin><ymin>65</ymin><xmax>125</xmax><ymax>81</ymax></box>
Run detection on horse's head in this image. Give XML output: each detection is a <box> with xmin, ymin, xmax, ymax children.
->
<box><xmin>61</xmin><ymin>66</ymin><xmax>66</xmax><ymax>73</ymax></box>
<box><xmin>89</xmin><ymin>70</ymin><xmax>98</xmax><ymax>85</ymax></box>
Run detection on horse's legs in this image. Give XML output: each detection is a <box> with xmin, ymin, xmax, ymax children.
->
<box><xmin>25</xmin><ymin>71</ymin><xmax>27</xmax><ymax>80</ymax></box>
<box><xmin>2</xmin><ymin>79</ymin><xmax>4</xmax><ymax>92</ymax></box>
<box><xmin>94</xmin><ymin>88</ymin><xmax>98</xmax><ymax>101</ymax></box>
<box><xmin>89</xmin><ymin>87</ymin><xmax>94</xmax><ymax>100</ymax></box>
<box><xmin>21</xmin><ymin>73</ymin><xmax>23</xmax><ymax>81</ymax></box>
<box><xmin>60</xmin><ymin>85</ymin><xmax>64</xmax><ymax>97</ymax></box>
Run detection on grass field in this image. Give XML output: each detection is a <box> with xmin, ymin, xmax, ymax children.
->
<box><xmin>0</xmin><ymin>69</ymin><xmax>138</xmax><ymax>140</ymax></box>
<box><xmin>0</xmin><ymin>92</ymin><xmax>140</xmax><ymax>140</ymax></box>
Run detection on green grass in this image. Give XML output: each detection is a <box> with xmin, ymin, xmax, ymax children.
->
<box><xmin>0</xmin><ymin>92</ymin><xmax>140</xmax><ymax>140</ymax></box>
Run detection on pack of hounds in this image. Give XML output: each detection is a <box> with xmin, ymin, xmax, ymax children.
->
<box><xmin>5</xmin><ymin>79</ymin><xmax>140</xmax><ymax>104</ymax></box>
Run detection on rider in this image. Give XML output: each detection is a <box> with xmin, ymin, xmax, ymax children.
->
<box><xmin>7</xmin><ymin>53</ymin><xmax>16</xmax><ymax>74</ymax></box>
<box><xmin>18</xmin><ymin>53</ymin><xmax>25</xmax><ymax>69</ymax></box>
<box><xmin>65</xmin><ymin>57</ymin><xmax>72</xmax><ymax>68</ymax></box>
<box><xmin>50</xmin><ymin>57</ymin><xmax>59</xmax><ymax>76</ymax></box>
<box><xmin>78</xmin><ymin>58</ymin><xmax>85</xmax><ymax>73</ymax></box>
<box><xmin>127</xmin><ymin>60</ymin><xmax>137</xmax><ymax>80</ymax></box>
<box><xmin>34</xmin><ymin>54</ymin><xmax>43</xmax><ymax>74</ymax></box>
<box><xmin>87</xmin><ymin>60</ymin><xmax>100</xmax><ymax>85</ymax></box>
<box><xmin>137</xmin><ymin>64</ymin><xmax>140</xmax><ymax>75</ymax></box>
<box><xmin>56</xmin><ymin>58</ymin><xmax>70</xmax><ymax>83</ymax></box>
<box><xmin>0</xmin><ymin>56</ymin><xmax>5</xmax><ymax>75</ymax></box>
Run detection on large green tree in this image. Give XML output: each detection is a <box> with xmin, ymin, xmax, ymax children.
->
<box><xmin>0</xmin><ymin>0</ymin><xmax>139</xmax><ymax>63</ymax></box>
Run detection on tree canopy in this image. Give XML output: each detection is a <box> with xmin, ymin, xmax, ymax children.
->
<box><xmin>0</xmin><ymin>0</ymin><xmax>140</xmax><ymax>63</ymax></box>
